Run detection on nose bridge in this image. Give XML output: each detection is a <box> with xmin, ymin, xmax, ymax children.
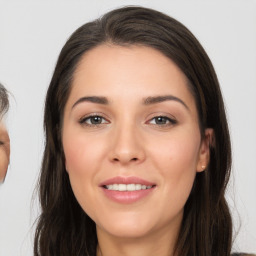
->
<box><xmin>109</xmin><ymin>117</ymin><xmax>145</xmax><ymax>164</ymax></box>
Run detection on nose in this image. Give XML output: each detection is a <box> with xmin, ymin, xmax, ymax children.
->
<box><xmin>108</xmin><ymin>123</ymin><xmax>146</xmax><ymax>165</ymax></box>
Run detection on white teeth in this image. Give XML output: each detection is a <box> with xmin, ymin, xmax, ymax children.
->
<box><xmin>127</xmin><ymin>184</ymin><xmax>135</xmax><ymax>191</ymax></box>
<box><xmin>105</xmin><ymin>184</ymin><xmax>153</xmax><ymax>191</ymax></box>
<box><xmin>119</xmin><ymin>184</ymin><xmax>126</xmax><ymax>191</ymax></box>
<box><xmin>113</xmin><ymin>184</ymin><xmax>119</xmax><ymax>190</ymax></box>
<box><xmin>135</xmin><ymin>184</ymin><xmax>141</xmax><ymax>190</ymax></box>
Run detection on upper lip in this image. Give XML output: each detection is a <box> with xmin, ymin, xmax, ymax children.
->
<box><xmin>99</xmin><ymin>176</ymin><xmax>156</xmax><ymax>187</ymax></box>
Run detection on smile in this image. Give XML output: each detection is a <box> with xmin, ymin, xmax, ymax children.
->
<box><xmin>100</xmin><ymin>176</ymin><xmax>156</xmax><ymax>204</ymax></box>
<box><xmin>104</xmin><ymin>184</ymin><xmax>154</xmax><ymax>191</ymax></box>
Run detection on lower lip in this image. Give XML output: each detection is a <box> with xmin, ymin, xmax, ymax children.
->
<box><xmin>101</xmin><ymin>187</ymin><xmax>155</xmax><ymax>204</ymax></box>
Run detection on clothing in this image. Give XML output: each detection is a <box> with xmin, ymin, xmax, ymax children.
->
<box><xmin>232</xmin><ymin>254</ymin><xmax>256</xmax><ymax>256</ymax></box>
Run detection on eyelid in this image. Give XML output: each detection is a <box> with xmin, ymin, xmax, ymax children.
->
<box><xmin>149</xmin><ymin>116</ymin><xmax>176</xmax><ymax>124</ymax></box>
<box><xmin>146</xmin><ymin>112</ymin><xmax>176</xmax><ymax>121</ymax></box>
<box><xmin>145</xmin><ymin>113</ymin><xmax>177</xmax><ymax>126</ymax></box>
<box><xmin>78</xmin><ymin>113</ymin><xmax>110</xmax><ymax>126</ymax></box>
<box><xmin>77</xmin><ymin>112</ymin><xmax>177</xmax><ymax>128</ymax></box>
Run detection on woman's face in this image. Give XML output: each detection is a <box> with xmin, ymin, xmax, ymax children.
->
<box><xmin>62</xmin><ymin>45</ymin><xmax>211</xmax><ymax>239</ymax></box>
<box><xmin>0</xmin><ymin>122</ymin><xmax>10</xmax><ymax>182</ymax></box>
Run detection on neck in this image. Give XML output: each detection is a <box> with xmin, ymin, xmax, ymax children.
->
<box><xmin>96</xmin><ymin>219</ymin><xmax>181</xmax><ymax>256</ymax></box>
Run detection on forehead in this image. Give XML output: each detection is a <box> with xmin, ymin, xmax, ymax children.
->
<box><xmin>68</xmin><ymin>44</ymin><xmax>197</xmax><ymax>112</ymax></box>
<box><xmin>74</xmin><ymin>44</ymin><xmax>187</xmax><ymax>86</ymax></box>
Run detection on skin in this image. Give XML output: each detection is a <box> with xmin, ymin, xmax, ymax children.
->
<box><xmin>0</xmin><ymin>122</ymin><xmax>10</xmax><ymax>182</ymax></box>
<box><xmin>62</xmin><ymin>44</ymin><xmax>212</xmax><ymax>256</ymax></box>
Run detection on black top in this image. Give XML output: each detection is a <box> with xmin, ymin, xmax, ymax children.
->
<box><xmin>232</xmin><ymin>254</ymin><xmax>256</xmax><ymax>256</ymax></box>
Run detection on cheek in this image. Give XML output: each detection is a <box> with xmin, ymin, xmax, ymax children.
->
<box><xmin>63</xmin><ymin>130</ymin><xmax>105</xmax><ymax>174</ymax></box>
<box><xmin>149</xmin><ymin>129</ymin><xmax>200</xmax><ymax>201</ymax></box>
<box><xmin>151</xmin><ymin>129</ymin><xmax>200</xmax><ymax>167</ymax></box>
<box><xmin>0</xmin><ymin>148</ymin><xmax>9</xmax><ymax>181</ymax></box>
<box><xmin>62</xmin><ymin>128</ymin><xmax>108</xmax><ymax>210</ymax></box>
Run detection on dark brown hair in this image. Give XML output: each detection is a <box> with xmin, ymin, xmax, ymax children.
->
<box><xmin>0</xmin><ymin>83</ymin><xmax>9</xmax><ymax>118</ymax></box>
<box><xmin>34</xmin><ymin>6</ymin><xmax>232</xmax><ymax>256</ymax></box>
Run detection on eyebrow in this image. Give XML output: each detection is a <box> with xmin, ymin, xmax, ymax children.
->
<box><xmin>143</xmin><ymin>95</ymin><xmax>189</xmax><ymax>110</ymax></box>
<box><xmin>72</xmin><ymin>95</ymin><xmax>189</xmax><ymax>110</ymax></box>
<box><xmin>72</xmin><ymin>96</ymin><xmax>109</xmax><ymax>109</ymax></box>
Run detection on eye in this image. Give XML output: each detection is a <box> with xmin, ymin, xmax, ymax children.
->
<box><xmin>148</xmin><ymin>116</ymin><xmax>177</xmax><ymax>126</ymax></box>
<box><xmin>79</xmin><ymin>115</ymin><xmax>109</xmax><ymax>126</ymax></box>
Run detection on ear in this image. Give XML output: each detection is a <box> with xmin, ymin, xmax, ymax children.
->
<box><xmin>196</xmin><ymin>128</ymin><xmax>214</xmax><ymax>172</ymax></box>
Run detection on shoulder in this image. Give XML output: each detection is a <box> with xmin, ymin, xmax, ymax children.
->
<box><xmin>231</xmin><ymin>254</ymin><xmax>256</xmax><ymax>256</ymax></box>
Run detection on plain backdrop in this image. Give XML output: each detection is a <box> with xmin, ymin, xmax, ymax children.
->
<box><xmin>0</xmin><ymin>1</ymin><xmax>255</xmax><ymax>255</ymax></box>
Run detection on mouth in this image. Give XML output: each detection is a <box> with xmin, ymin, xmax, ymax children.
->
<box><xmin>103</xmin><ymin>184</ymin><xmax>156</xmax><ymax>191</ymax></box>
<box><xmin>99</xmin><ymin>176</ymin><xmax>156</xmax><ymax>204</ymax></box>
<box><xmin>100</xmin><ymin>176</ymin><xmax>156</xmax><ymax>189</ymax></box>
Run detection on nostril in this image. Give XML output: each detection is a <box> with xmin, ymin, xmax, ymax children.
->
<box><xmin>112</xmin><ymin>157</ymin><xmax>138</xmax><ymax>162</ymax></box>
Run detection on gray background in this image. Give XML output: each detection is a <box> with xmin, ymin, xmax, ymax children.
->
<box><xmin>0</xmin><ymin>1</ymin><xmax>255</xmax><ymax>255</ymax></box>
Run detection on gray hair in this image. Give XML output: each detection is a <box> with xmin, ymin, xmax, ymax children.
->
<box><xmin>0</xmin><ymin>83</ymin><xmax>9</xmax><ymax>117</ymax></box>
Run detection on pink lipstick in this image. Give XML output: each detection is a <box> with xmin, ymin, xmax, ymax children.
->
<box><xmin>99</xmin><ymin>176</ymin><xmax>156</xmax><ymax>204</ymax></box>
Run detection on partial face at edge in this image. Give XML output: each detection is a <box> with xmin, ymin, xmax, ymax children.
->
<box><xmin>0</xmin><ymin>122</ymin><xmax>10</xmax><ymax>182</ymax></box>
<box><xmin>62</xmin><ymin>45</ymin><xmax>212</xmax><ymax>239</ymax></box>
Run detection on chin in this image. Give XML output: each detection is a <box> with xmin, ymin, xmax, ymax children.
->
<box><xmin>96</xmin><ymin>213</ymin><xmax>154</xmax><ymax>239</ymax></box>
<box><xmin>101</xmin><ymin>224</ymin><xmax>152</xmax><ymax>239</ymax></box>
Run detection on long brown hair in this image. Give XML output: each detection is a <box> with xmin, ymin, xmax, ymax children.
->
<box><xmin>34</xmin><ymin>6</ymin><xmax>232</xmax><ymax>256</ymax></box>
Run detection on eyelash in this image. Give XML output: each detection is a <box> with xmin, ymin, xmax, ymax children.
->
<box><xmin>147</xmin><ymin>116</ymin><xmax>177</xmax><ymax>126</ymax></box>
<box><xmin>79</xmin><ymin>114</ymin><xmax>109</xmax><ymax>127</ymax></box>
<box><xmin>79</xmin><ymin>114</ymin><xmax>177</xmax><ymax>128</ymax></box>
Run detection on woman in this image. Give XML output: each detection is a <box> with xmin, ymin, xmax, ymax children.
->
<box><xmin>0</xmin><ymin>83</ymin><xmax>10</xmax><ymax>183</ymax></box>
<box><xmin>34</xmin><ymin>6</ymin><xmax>255</xmax><ymax>256</ymax></box>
